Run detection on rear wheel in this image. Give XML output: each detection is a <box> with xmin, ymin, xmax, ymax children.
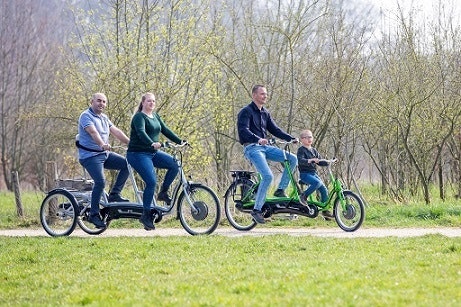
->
<box><xmin>40</xmin><ymin>189</ymin><xmax>78</xmax><ymax>237</ymax></box>
<box><xmin>224</xmin><ymin>179</ymin><xmax>257</xmax><ymax>231</ymax></box>
<box><xmin>177</xmin><ymin>184</ymin><xmax>221</xmax><ymax>235</ymax></box>
<box><xmin>333</xmin><ymin>190</ymin><xmax>365</xmax><ymax>232</ymax></box>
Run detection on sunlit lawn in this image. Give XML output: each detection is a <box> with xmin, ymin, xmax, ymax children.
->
<box><xmin>1</xmin><ymin>235</ymin><xmax>460</xmax><ymax>306</ymax></box>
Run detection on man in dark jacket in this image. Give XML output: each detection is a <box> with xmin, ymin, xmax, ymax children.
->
<box><xmin>237</xmin><ymin>85</ymin><xmax>297</xmax><ymax>224</ymax></box>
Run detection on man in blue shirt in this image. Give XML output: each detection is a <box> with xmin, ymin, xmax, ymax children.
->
<box><xmin>78</xmin><ymin>93</ymin><xmax>130</xmax><ymax>228</ymax></box>
<box><xmin>237</xmin><ymin>85</ymin><xmax>298</xmax><ymax>224</ymax></box>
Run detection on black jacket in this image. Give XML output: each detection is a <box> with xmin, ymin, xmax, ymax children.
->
<box><xmin>237</xmin><ymin>102</ymin><xmax>293</xmax><ymax>144</ymax></box>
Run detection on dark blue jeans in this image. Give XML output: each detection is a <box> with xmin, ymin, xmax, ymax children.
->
<box><xmin>126</xmin><ymin>151</ymin><xmax>178</xmax><ymax>210</ymax></box>
<box><xmin>79</xmin><ymin>152</ymin><xmax>129</xmax><ymax>216</ymax></box>
<box><xmin>299</xmin><ymin>172</ymin><xmax>328</xmax><ymax>203</ymax></box>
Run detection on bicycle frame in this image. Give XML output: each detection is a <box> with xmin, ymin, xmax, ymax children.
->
<box><xmin>161</xmin><ymin>142</ymin><xmax>201</xmax><ymax>214</ymax></box>
<box><xmin>304</xmin><ymin>159</ymin><xmax>343</xmax><ymax>211</ymax></box>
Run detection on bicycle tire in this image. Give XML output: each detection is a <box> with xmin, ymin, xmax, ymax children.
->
<box><xmin>224</xmin><ymin>178</ymin><xmax>257</xmax><ymax>231</ymax></box>
<box><xmin>77</xmin><ymin>204</ymin><xmax>108</xmax><ymax>235</ymax></box>
<box><xmin>40</xmin><ymin>189</ymin><xmax>78</xmax><ymax>237</ymax></box>
<box><xmin>177</xmin><ymin>183</ymin><xmax>221</xmax><ymax>235</ymax></box>
<box><xmin>333</xmin><ymin>190</ymin><xmax>365</xmax><ymax>232</ymax></box>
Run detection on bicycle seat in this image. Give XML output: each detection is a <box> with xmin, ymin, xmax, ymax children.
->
<box><xmin>230</xmin><ymin>170</ymin><xmax>254</xmax><ymax>179</ymax></box>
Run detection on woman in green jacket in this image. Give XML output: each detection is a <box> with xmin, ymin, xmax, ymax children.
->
<box><xmin>127</xmin><ymin>92</ymin><xmax>183</xmax><ymax>230</ymax></box>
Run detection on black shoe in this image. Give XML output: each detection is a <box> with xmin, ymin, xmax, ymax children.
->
<box><xmin>88</xmin><ymin>214</ymin><xmax>106</xmax><ymax>229</ymax></box>
<box><xmin>157</xmin><ymin>191</ymin><xmax>172</xmax><ymax>203</ymax></box>
<box><xmin>250</xmin><ymin>210</ymin><xmax>265</xmax><ymax>224</ymax></box>
<box><xmin>321</xmin><ymin>210</ymin><xmax>334</xmax><ymax>221</ymax></box>
<box><xmin>108</xmin><ymin>193</ymin><xmax>129</xmax><ymax>203</ymax></box>
<box><xmin>274</xmin><ymin>189</ymin><xmax>287</xmax><ymax>198</ymax></box>
<box><xmin>139</xmin><ymin>211</ymin><xmax>155</xmax><ymax>230</ymax></box>
<box><xmin>299</xmin><ymin>193</ymin><xmax>307</xmax><ymax>205</ymax></box>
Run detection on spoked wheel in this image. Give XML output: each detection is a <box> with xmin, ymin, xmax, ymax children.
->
<box><xmin>177</xmin><ymin>184</ymin><xmax>221</xmax><ymax>235</ymax></box>
<box><xmin>40</xmin><ymin>189</ymin><xmax>78</xmax><ymax>237</ymax></box>
<box><xmin>333</xmin><ymin>190</ymin><xmax>365</xmax><ymax>232</ymax></box>
<box><xmin>224</xmin><ymin>179</ymin><xmax>257</xmax><ymax>231</ymax></box>
<box><xmin>77</xmin><ymin>203</ymin><xmax>108</xmax><ymax>235</ymax></box>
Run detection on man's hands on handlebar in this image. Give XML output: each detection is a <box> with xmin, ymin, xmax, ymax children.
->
<box><xmin>268</xmin><ymin>138</ymin><xmax>299</xmax><ymax>145</ymax></box>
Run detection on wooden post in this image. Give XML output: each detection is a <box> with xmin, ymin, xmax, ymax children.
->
<box><xmin>11</xmin><ymin>171</ymin><xmax>24</xmax><ymax>217</ymax></box>
<box><xmin>45</xmin><ymin>161</ymin><xmax>57</xmax><ymax>191</ymax></box>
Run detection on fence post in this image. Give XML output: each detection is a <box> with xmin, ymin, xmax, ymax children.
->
<box><xmin>45</xmin><ymin>161</ymin><xmax>57</xmax><ymax>191</ymax></box>
<box><xmin>11</xmin><ymin>171</ymin><xmax>24</xmax><ymax>217</ymax></box>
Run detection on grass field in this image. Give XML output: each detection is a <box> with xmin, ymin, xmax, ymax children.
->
<box><xmin>1</xmin><ymin>235</ymin><xmax>460</xmax><ymax>306</ymax></box>
<box><xmin>0</xmin><ymin>190</ymin><xmax>461</xmax><ymax>306</ymax></box>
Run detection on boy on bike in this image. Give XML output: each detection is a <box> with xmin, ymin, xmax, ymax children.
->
<box><xmin>297</xmin><ymin>129</ymin><xmax>334</xmax><ymax>220</ymax></box>
<box><xmin>237</xmin><ymin>84</ymin><xmax>298</xmax><ymax>224</ymax></box>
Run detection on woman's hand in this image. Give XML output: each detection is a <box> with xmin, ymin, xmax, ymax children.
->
<box><xmin>151</xmin><ymin>142</ymin><xmax>162</xmax><ymax>150</ymax></box>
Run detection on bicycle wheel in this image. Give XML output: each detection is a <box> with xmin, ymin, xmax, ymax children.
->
<box><xmin>333</xmin><ymin>190</ymin><xmax>365</xmax><ymax>232</ymax></box>
<box><xmin>224</xmin><ymin>178</ymin><xmax>257</xmax><ymax>231</ymax></box>
<box><xmin>76</xmin><ymin>202</ymin><xmax>108</xmax><ymax>235</ymax></box>
<box><xmin>177</xmin><ymin>183</ymin><xmax>221</xmax><ymax>235</ymax></box>
<box><xmin>40</xmin><ymin>189</ymin><xmax>78</xmax><ymax>237</ymax></box>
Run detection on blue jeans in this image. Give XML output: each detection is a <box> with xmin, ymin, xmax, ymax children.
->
<box><xmin>299</xmin><ymin>172</ymin><xmax>328</xmax><ymax>203</ymax></box>
<box><xmin>79</xmin><ymin>152</ymin><xmax>129</xmax><ymax>216</ymax></box>
<box><xmin>126</xmin><ymin>151</ymin><xmax>178</xmax><ymax>210</ymax></box>
<box><xmin>243</xmin><ymin>144</ymin><xmax>297</xmax><ymax>211</ymax></box>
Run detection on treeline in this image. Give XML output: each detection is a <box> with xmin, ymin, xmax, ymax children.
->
<box><xmin>1</xmin><ymin>0</ymin><xmax>460</xmax><ymax>204</ymax></box>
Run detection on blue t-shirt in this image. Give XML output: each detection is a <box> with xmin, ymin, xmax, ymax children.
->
<box><xmin>78</xmin><ymin>107</ymin><xmax>113</xmax><ymax>160</ymax></box>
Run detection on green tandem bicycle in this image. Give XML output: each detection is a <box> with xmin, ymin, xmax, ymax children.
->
<box><xmin>224</xmin><ymin>140</ymin><xmax>365</xmax><ymax>232</ymax></box>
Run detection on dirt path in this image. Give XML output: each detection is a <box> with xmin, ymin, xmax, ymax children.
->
<box><xmin>1</xmin><ymin>227</ymin><xmax>460</xmax><ymax>238</ymax></box>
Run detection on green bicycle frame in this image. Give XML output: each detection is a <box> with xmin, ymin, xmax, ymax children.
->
<box><xmin>306</xmin><ymin>166</ymin><xmax>347</xmax><ymax>211</ymax></box>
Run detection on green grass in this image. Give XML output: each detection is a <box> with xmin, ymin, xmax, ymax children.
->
<box><xmin>1</xmin><ymin>190</ymin><xmax>461</xmax><ymax>306</ymax></box>
<box><xmin>1</xmin><ymin>235</ymin><xmax>460</xmax><ymax>306</ymax></box>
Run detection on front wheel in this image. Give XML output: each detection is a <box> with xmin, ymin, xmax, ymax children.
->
<box><xmin>224</xmin><ymin>179</ymin><xmax>257</xmax><ymax>231</ymax></box>
<box><xmin>177</xmin><ymin>184</ymin><xmax>221</xmax><ymax>235</ymax></box>
<box><xmin>333</xmin><ymin>190</ymin><xmax>365</xmax><ymax>232</ymax></box>
<box><xmin>40</xmin><ymin>189</ymin><xmax>78</xmax><ymax>237</ymax></box>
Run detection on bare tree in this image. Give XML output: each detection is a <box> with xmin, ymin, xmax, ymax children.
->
<box><xmin>0</xmin><ymin>0</ymin><xmax>67</xmax><ymax>190</ymax></box>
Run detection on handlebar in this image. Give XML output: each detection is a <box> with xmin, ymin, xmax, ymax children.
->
<box><xmin>321</xmin><ymin>158</ymin><xmax>338</xmax><ymax>165</ymax></box>
<box><xmin>270</xmin><ymin>138</ymin><xmax>299</xmax><ymax>145</ymax></box>
<box><xmin>162</xmin><ymin>141</ymin><xmax>191</xmax><ymax>149</ymax></box>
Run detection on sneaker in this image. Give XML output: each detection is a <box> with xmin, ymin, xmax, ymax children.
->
<box><xmin>108</xmin><ymin>193</ymin><xmax>129</xmax><ymax>203</ymax></box>
<box><xmin>273</xmin><ymin>189</ymin><xmax>287</xmax><ymax>198</ymax></box>
<box><xmin>157</xmin><ymin>191</ymin><xmax>172</xmax><ymax>203</ymax></box>
<box><xmin>250</xmin><ymin>210</ymin><xmax>265</xmax><ymax>224</ymax></box>
<box><xmin>321</xmin><ymin>210</ymin><xmax>334</xmax><ymax>221</ymax></box>
<box><xmin>139</xmin><ymin>211</ymin><xmax>155</xmax><ymax>230</ymax></box>
<box><xmin>88</xmin><ymin>214</ymin><xmax>106</xmax><ymax>229</ymax></box>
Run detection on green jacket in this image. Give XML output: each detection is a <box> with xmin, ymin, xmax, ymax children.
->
<box><xmin>128</xmin><ymin>112</ymin><xmax>181</xmax><ymax>152</ymax></box>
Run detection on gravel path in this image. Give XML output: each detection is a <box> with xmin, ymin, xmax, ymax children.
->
<box><xmin>1</xmin><ymin>227</ymin><xmax>460</xmax><ymax>238</ymax></box>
